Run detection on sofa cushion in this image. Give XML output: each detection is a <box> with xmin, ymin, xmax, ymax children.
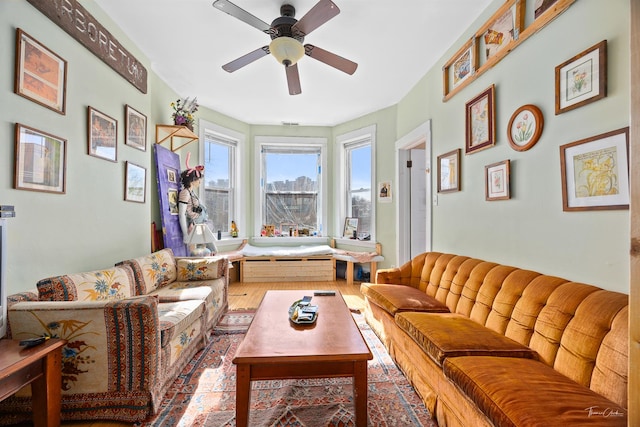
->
<box><xmin>157</xmin><ymin>299</ymin><xmax>205</xmax><ymax>347</ymax></box>
<box><xmin>176</xmin><ymin>257</ymin><xmax>225</xmax><ymax>281</ymax></box>
<box><xmin>443</xmin><ymin>356</ymin><xmax>627</xmax><ymax>426</ymax></box>
<box><xmin>117</xmin><ymin>248</ymin><xmax>177</xmax><ymax>295</ymax></box>
<box><xmin>37</xmin><ymin>266</ymin><xmax>136</xmax><ymax>301</ymax></box>
<box><xmin>395</xmin><ymin>312</ymin><xmax>538</xmax><ymax>366</ymax></box>
<box><xmin>361</xmin><ymin>283</ymin><xmax>449</xmax><ymax>316</ymax></box>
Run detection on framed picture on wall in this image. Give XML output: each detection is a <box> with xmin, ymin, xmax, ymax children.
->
<box><xmin>559</xmin><ymin>127</ymin><xmax>629</xmax><ymax>211</ymax></box>
<box><xmin>124</xmin><ymin>161</ymin><xmax>146</xmax><ymax>203</ymax></box>
<box><xmin>466</xmin><ymin>85</ymin><xmax>496</xmax><ymax>154</ymax></box>
<box><xmin>507</xmin><ymin>104</ymin><xmax>544</xmax><ymax>151</ymax></box>
<box><xmin>485</xmin><ymin>160</ymin><xmax>510</xmax><ymax>201</ymax></box>
<box><xmin>555</xmin><ymin>40</ymin><xmax>607</xmax><ymax>115</ymax></box>
<box><xmin>125</xmin><ymin>105</ymin><xmax>147</xmax><ymax>151</ymax></box>
<box><xmin>88</xmin><ymin>106</ymin><xmax>117</xmax><ymax>162</ymax></box>
<box><xmin>14</xmin><ymin>123</ymin><xmax>66</xmax><ymax>194</ymax></box>
<box><xmin>437</xmin><ymin>149</ymin><xmax>461</xmax><ymax>193</ymax></box>
<box><xmin>14</xmin><ymin>28</ymin><xmax>67</xmax><ymax>114</ymax></box>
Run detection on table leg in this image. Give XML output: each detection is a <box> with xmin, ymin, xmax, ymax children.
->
<box><xmin>235</xmin><ymin>364</ymin><xmax>251</xmax><ymax>427</ymax></box>
<box><xmin>31</xmin><ymin>348</ymin><xmax>62</xmax><ymax>427</ymax></box>
<box><xmin>353</xmin><ymin>361</ymin><xmax>368</xmax><ymax>427</ymax></box>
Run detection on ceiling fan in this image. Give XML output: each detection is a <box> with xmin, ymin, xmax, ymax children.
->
<box><xmin>212</xmin><ymin>0</ymin><xmax>358</xmax><ymax>95</ymax></box>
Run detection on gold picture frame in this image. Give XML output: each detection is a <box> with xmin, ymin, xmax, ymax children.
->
<box><xmin>14</xmin><ymin>28</ymin><xmax>67</xmax><ymax>114</ymax></box>
<box><xmin>14</xmin><ymin>123</ymin><xmax>66</xmax><ymax>194</ymax></box>
<box><xmin>507</xmin><ymin>104</ymin><xmax>544</xmax><ymax>151</ymax></box>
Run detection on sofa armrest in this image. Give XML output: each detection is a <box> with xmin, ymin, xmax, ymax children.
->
<box><xmin>8</xmin><ymin>296</ymin><xmax>161</xmax><ymax>396</ymax></box>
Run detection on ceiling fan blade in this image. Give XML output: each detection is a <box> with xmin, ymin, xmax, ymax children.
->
<box><xmin>222</xmin><ymin>46</ymin><xmax>270</xmax><ymax>72</ymax></box>
<box><xmin>291</xmin><ymin>0</ymin><xmax>340</xmax><ymax>37</ymax></box>
<box><xmin>304</xmin><ymin>44</ymin><xmax>357</xmax><ymax>75</ymax></box>
<box><xmin>212</xmin><ymin>0</ymin><xmax>273</xmax><ymax>34</ymax></box>
<box><xmin>285</xmin><ymin>64</ymin><xmax>302</xmax><ymax>95</ymax></box>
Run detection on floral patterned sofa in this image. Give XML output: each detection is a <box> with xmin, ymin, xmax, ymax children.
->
<box><xmin>0</xmin><ymin>248</ymin><xmax>228</xmax><ymax>423</ymax></box>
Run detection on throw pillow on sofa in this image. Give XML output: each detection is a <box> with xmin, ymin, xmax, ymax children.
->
<box><xmin>116</xmin><ymin>248</ymin><xmax>177</xmax><ymax>295</ymax></box>
<box><xmin>176</xmin><ymin>257</ymin><xmax>224</xmax><ymax>281</ymax></box>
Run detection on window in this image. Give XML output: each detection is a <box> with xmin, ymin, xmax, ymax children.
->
<box><xmin>199</xmin><ymin>120</ymin><xmax>243</xmax><ymax>235</ymax></box>
<box><xmin>337</xmin><ymin>125</ymin><xmax>376</xmax><ymax>240</ymax></box>
<box><xmin>256</xmin><ymin>137</ymin><xmax>327</xmax><ymax>236</ymax></box>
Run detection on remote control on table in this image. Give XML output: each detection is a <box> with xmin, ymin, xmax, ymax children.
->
<box><xmin>19</xmin><ymin>336</ymin><xmax>49</xmax><ymax>348</ymax></box>
<box><xmin>314</xmin><ymin>290</ymin><xmax>336</xmax><ymax>296</ymax></box>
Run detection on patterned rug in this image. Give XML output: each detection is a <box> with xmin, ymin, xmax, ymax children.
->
<box><xmin>141</xmin><ymin>310</ymin><xmax>436</xmax><ymax>427</ymax></box>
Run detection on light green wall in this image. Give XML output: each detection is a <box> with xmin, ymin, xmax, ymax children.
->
<box><xmin>395</xmin><ymin>0</ymin><xmax>630</xmax><ymax>292</ymax></box>
<box><xmin>1</xmin><ymin>0</ymin><xmax>630</xmax><ymax>295</ymax></box>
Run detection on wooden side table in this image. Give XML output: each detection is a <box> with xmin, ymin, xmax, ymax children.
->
<box><xmin>0</xmin><ymin>338</ymin><xmax>66</xmax><ymax>426</ymax></box>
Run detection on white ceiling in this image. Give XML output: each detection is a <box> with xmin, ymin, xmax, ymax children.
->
<box><xmin>94</xmin><ymin>0</ymin><xmax>492</xmax><ymax>126</ymax></box>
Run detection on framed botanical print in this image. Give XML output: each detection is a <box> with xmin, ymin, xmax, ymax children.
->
<box><xmin>507</xmin><ymin>104</ymin><xmax>544</xmax><ymax>151</ymax></box>
<box><xmin>88</xmin><ymin>106</ymin><xmax>117</xmax><ymax>162</ymax></box>
<box><xmin>466</xmin><ymin>85</ymin><xmax>496</xmax><ymax>154</ymax></box>
<box><xmin>485</xmin><ymin>160</ymin><xmax>510</xmax><ymax>201</ymax></box>
<box><xmin>437</xmin><ymin>149</ymin><xmax>461</xmax><ymax>193</ymax></box>
<box><xmin>14</xmin><ymin>28</ymin><xmax>67</xmax><ymax>114</ymax></box>
<box><xmin>555</xmin><ymin>40</ymin><xmax>607</xmax><ymax>115</ymax></box>
<box><xmin>14</xmin><ymin>123</ymin><xmax>66</xmax><ymax>194</ymax></box>
<box><xmin>559</xmin><ymin>127</ymin><xmax>629</xmax><ymax>211</ymax></box>
<box><xmin>125</xmin><ymin>105</ymin><xmax>147</xmax><ymax>151</ymax></box>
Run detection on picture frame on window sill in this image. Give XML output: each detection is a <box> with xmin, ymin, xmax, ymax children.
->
<box><xmin>88</xmin><ymin>106</ymin><xmax>117</xmax><ymax>162</ymax></box>
<box><xmin>437</xmin><ymin>149</ymin><xmax>461</xmax><ymax>193</ymax></box>
<box><xmin>124</xmin><ymin>161</ymin><xmax>146</xmax><ymax>203</ymax></box>
<box><xmin>343</xmin><ymin>217</ymin><xmax>359</xmax><ymax>239</ymax></box>
<box><xmin>559</xmin><ymin>127</ymin><xmax>629</xmax><ymax>212</ymax></box>
<box><xmin>555</xmin><ymin>40</ymin><xmax>607</xmax><ymax>115</ymax></box>
<box><xmin>485</xmin><ymin>160</ymin><xmax>510</xmax><ymax>201</ymax></box>
<box><xmin>15</xmin><ymin>28</ymin><xmax>67</xmax><ymax>115</ymax></box>
<box><xmin>14</xmin><ymin>123</ymin><xmax>66</xmax><ymax>194</ymax></box>
<box><xmin>125</xmin><ymin>104</ymin><xmax>147</xmax><ymax>151</ymax></box>
<box><xmin>466</xmin><ymin>85</ymin><xmax>496</xmax><ymax>154</ymax></box>
<box><xmin>507</xmin><ymin>104</ymin><xmax>544</xmax><ymax>151</ymax></box>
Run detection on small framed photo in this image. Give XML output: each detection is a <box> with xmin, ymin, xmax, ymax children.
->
<box><xmin>559</xmin><ymin>127</ymin><xmax>629</xmax><ymax>211</ymax></box>
<box><xmin>14</xmin><ymin>28</ymin><xmax>67</xmax><ymax>114</ymax></box>
<box><xmin>507</xmin><ymin>104</ymin><xmax>544</xmax><ymax>151</ymax></box>
<box><xmin>466</xmin><ymin>85</ymin><xmax>496</xmax><ymax>154</ymax></box>
<box><xmin>555</xmin><ymin>40</ymin><xmax>607</xmax><ymax>115</ymax></box>
<box><xmin>14</xmin><ymin>123</ymin><xmax>66</xmax><ymax>194</ymax></box>
<box><xmin>167</xmin><ymin>168</ymin><xmax>178</xmax><ymax>183</ymax></box>
<box><xmin>378</xmin><ymin>181</ymin><xmax>392</xmax><ymax>202</ymax></box>
<box><xmin>125</xmin><ymin>105</ymin><xmax>147</xmax><ymax>151</ymax></box>
<box><xmin>442</xmin><ymin>38</ymin><xmax>476</xmax><ymax>98</ymax></box>
<box><xmin>437</xmin><ymin>149</ymin><xmax>461</xmax><ymax>193</ymax></box>
<box><xmin>168</xmin><ymin>188</ymin><xmax>179</xmax><ymax>214</ymax></box>
<box><xmin>124</xmin><ymin>161</ymin><xmax>146</xmax><ymax>203</ymax></box>
<box><xmin>88</xmin><ymin>106</ymin><xmax>117</xmax><ymax>162</ymax></box>
<box><xmin>485</xmin><ymin>160</ymin><xmax>510</xmax><ymax>201</ymax></box>
<box><xmin>343</xmin><ymin>217</ymin><xmax>359</xmax><ymax>239</ymax></box>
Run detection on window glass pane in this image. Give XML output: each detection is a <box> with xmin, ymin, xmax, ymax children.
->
<box><xmin>348</xmin><ymin>144</ymin><xmax>372</xmax><ymax>235</ymax></box>
<box><xmin>263</xmin><ymin>150</ymin><xmax>320</xmax><ymax>232</ymax></box>
<box><xmin>204</xmin><ymin>138</ymin><xmax>232</xmax><ymax>233</ymax></box>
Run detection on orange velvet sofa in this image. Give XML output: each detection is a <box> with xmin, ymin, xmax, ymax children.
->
<box><xmin>360</xmin><ymin>252</ymin><xmax>628</xmax><ymax>426</ymax></box>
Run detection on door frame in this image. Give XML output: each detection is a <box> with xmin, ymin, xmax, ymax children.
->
<box><xmin>395</xmin><ymin>120</ymin><xmax>432</xmax><ymax>266</ymax></box>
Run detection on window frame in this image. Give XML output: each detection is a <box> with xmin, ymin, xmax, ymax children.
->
<box><xmin>254</xmin><ymin>136</ymin><xmax>328</xmax><ymax>238</ymax></box>
<box><xmin>198</xmin><ymin>119</ymin><xmax>244</xmax><ymax>238</ymax></box>
<box><xmin>336</xmin><ymin>125</ymin><xmax>376</xmax><ymax>242</ymax></box>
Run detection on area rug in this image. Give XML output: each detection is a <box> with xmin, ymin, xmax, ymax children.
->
<box><xmin>141</xmin><ymin>310</ymin><xmax>436</xmax><ymax>427</ymax></box>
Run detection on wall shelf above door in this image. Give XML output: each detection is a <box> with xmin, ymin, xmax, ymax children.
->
<box><xmin>155</xmin><ymin>124</ymin><xmax>198</xmax><ymax>152</ymax></box>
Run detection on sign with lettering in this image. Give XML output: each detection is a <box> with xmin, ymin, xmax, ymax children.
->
<box><xmin>27</xmin><ymin>0</ymin><xmax>148</xmax><ymax>94</ymax></box>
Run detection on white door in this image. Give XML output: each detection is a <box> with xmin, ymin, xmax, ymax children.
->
<box><xmin>410</xmin><ymin>148</ymin><xmax>427</xmax><ymax>258</ymax></box>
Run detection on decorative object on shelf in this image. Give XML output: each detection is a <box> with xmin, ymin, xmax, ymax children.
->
<box><xmin>88</xmin><ymin>106</ymin><xmax>117</xmax><ymax>162</ymax></box>
<box><xmin>466</xmin><ymin>84</ymin><xmax>496</xmax><ymax>154</ymax></box>
<box><xmin>485</xmin><ymin>159</ymin><xmax>510</xmax><ymax>201</ymax></box>
<box><xmin>559</xmin><ymin>127</ymin><xmax>629</xmax><ymax>212</ymax></box>
<box><xmin>171</xmin><ymin>97</ymin><xmax>198</xmax><ymax>131</ymax></box>
<box><xmin>124</xmin><ymin>161</ymin><xmax>146</xmax><ymax>203</ymax></box>
<box><xmin>480</xmin><ymin>0</ymin><xmax>522</xmax><ymax>61</ymax></box>
<box><xmin>555</xmin><ymin>40</ymin><xmax>607</xmax><ymax>115</ymax></box>
<box><xmin>437</xmin><ymin>149</ymin><xmax>461</xmax><ymax>193</ymax></box>
<box><xmin>443</xmin><ymin>38</ymin><xmax>476</xmax><ymax>97</ymax></box>
<box><xmin>507</xmin><ymin>104</ymin><xmax>544</xmax><ymax>151</ymax></box>
<box><xmin>231</xmin><ymin>220</ymin><xmax>239</xmax><ymax>237</ymax></box>
<box><xmin>125</xmin><ymin>104</ymin><xmax>147</xmax><ymax>151</ymax></box>
<box><xmin>14</xmin><ymin>28</ymin><xmax>67</xmax><ymax>114</ymax></box>
<box><xmin>343</xmin><ymin>217</ymin><xmax>358</xmax><ymax>239</ymax></box>
<box><xmin>262</xmin><ymin>224</ymin><xmax>275</xmax><ymax>237</ymax></box>
<box><xmin>14</xmin><ymin>123</ymin><xmax>66</xmax><ymax>194</ymax></box>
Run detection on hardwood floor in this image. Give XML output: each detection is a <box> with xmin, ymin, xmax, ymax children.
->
<box><xmin>57</xmin><ymin>279</ymin><xmax>365</xmax><ymax>427</ymax></box>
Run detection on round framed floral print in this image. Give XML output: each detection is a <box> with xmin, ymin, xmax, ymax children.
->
<box><xmin>507</xmin><ymin>104</ymin><xmax>544</xmax><ymax>151</ymax></box>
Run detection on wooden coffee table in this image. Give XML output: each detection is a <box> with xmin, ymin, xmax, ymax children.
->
<box><xmin>232</xmin><ymin>290</ymin><xmax>373</xmax><ymax>427</ymax></box>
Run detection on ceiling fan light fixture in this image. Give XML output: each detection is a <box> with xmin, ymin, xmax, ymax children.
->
<box><xmin>269</xmin><ymin>37</ymin><xmax>304</xmax><ymax>66</ymax></box>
